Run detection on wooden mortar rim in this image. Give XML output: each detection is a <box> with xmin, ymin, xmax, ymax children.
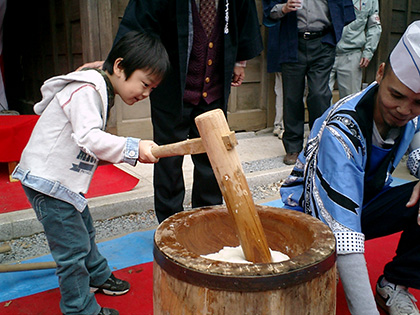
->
<box><xmin>153</xmin><ymin>205</ymin><xmax>336</xmax><ymax>291</ymax></box>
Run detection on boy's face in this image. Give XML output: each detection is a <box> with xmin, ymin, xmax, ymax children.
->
<box><xmin>114</xmin><ymin>66</ymin><xmax>161</xmax><ymax>105</ymax></box>
<box><xmin>374</xmin><ymin>62</ymin><xmax>420</xmax><ymax>130</ymax></box>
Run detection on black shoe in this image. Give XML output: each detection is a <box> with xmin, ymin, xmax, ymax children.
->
<box><xmin>284</xmin><ymin>152</ymin><xmax>299</xmax><ymax>165</ymax></box>
<box><xmin>91</xmin><ymin>274</ymin><xmax>130</xmax><ymax>296</ymax></box>
<box><xmin>98</xmin><ymin>308</ymin><xmax>119</xmax><ymax>315</ymax></box>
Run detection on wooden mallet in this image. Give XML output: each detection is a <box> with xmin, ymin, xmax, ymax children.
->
<box><xmin>152</xmin><ymin>109</ymin><xmax>272</xmax><ymax>263</ymax></box>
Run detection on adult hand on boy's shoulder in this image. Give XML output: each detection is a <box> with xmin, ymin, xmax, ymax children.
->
<box><xmin>139</xmin><ymin>140</ymin><xmax>160</xmax><ymax>164</ymax></box>
<box><xmin>76</xmin><ymin>61</ymin><xmax>104</xmax><ymax>71</ymax></box>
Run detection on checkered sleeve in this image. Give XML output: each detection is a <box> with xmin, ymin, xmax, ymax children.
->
<box><xmin>407</xmin><ymin>131</ymin><xmax>420</xmax><ymax>178</ymax></box>
<box><xmin>407</xmin><ymin>148</ymin><xmax>420</xmax><ymax>178</ymax></box>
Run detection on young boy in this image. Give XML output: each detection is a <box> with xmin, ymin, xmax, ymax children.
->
<box><xmin>12</xmin><ymin>31</ymin><xmax>170</xmax><ymax>315</ymax></box>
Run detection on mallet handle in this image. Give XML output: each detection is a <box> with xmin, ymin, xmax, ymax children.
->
<box><xmin>0</xmin><ymin>261</ymin><xmax>56</xmax><ymax>273</ymax></box>
<box><xmin>151</xmin><ymin>138</ymin><xmax>205</xmax><ymax>158</ymax></box>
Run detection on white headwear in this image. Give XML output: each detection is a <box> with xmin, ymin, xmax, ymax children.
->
<box><xmin>390</xmin><ymin>21</ymin><xmax>420</xmax><ymax>93</ymax></box>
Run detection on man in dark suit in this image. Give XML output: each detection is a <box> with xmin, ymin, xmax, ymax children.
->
<box><xmin>116</xmin><ymin>0</ymin><xmax>263</xmax><ymax>222</ymax></box>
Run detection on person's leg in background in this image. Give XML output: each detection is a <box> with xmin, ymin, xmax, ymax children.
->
<box><xmin>329</xmin><ymin>53</ymin><xmax>338</xmax><ymax>104</ymax></box>
<box><xmin>305</xmin><ymin>38</ymin><xmax>335</xmax><ymax>129</ymax></box>
<box><xmin>273</xmin><ymin>72</ymin><xmax>284</xmax><ymax>139</ymax></box>
<box><xmin>281</xmin><ymin>59</ymin><xmax>307</xmax><ymax>164</ymax></box>
<box><xmin>152</xmin><ymin>106</ymin><xmax>189</xmax><ymax>223</ymax></box>
<box><xmin>281</xmin><ymin>36</ymin><xmax>312</xmax><ymax>165</ymax></box>
<box><xmin>336</xmin><ymin>50</ymin><xmax>363</xmax><ymax>99</ymax></box>
<box><xmin>281</xmin><ymin>62</ymin><xmax>306</xmax><ymax>154</ymax></box>
<box><xmin>189</xmin><ymin>99</ymin><xmax>223</xmax><ymax>209</ymax></box>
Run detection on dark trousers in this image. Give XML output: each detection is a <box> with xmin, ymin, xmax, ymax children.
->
<box><xmin>151</xmin><ymin>99</ymin><xmax>223</xmax><ymax>223</ymax></box>
<box><xmin>281</xmin><ymin>36</ymin><xmax>335</xmax><ymax>153</ymax></box>
<box><xmin>361</xmin><ymin>181</ymin><xmax>420</xmax><ymax>289</ymax></box>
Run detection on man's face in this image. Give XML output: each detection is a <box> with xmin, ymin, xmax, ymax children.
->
<box><xmin>375</xmin><ymin>63</ymin><xmax>420</xmax><ymax>130</ymax></box>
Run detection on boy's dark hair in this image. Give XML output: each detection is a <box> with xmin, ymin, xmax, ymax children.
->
<box><xmin>103</xmin><ymin>31</ymin><xmax>170</xmax><ymax>81</ymax></box>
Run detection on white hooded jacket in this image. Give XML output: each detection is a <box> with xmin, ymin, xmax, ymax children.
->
<box><xmin>13</xmin><ymin>69</ymin><xmax>140</xmax><ymax>211</ymax></box>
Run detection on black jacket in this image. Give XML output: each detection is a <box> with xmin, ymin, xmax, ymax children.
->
<box><xmin>116</xmin><ymin>0</ymin><xmax>263</xmax><ymax>119</ymax></box>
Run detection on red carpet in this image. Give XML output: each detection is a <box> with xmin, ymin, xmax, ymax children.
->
<box><xmin>0</xmin><ymin>163</ymin><xmax>139</xmax><ymax>214</ymax></box>
<box><xmin>336</xmin><ymin>232</ymin><xmax>420</xmax><ymax>314</ymax></box>
<box><xmin>1</xmin><ymin>263</ymin><xmax>153</xmax><ymax>315</ymax></box>
<box><xmin>3</xmin><ymin>233</ymin><xmax>420</xmax><ymax>314</ymax></box>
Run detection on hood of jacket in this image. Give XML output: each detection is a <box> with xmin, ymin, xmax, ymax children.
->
<box><xmin>34</xmin><ymin>70</ymin><xmax>109</xmax><ymax>125</ymax></box>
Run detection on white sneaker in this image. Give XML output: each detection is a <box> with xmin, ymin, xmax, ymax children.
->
<box><xmin>376</xmin><ymin>277</ymin><xmax>419</xmax><ymax>315</ymax></box>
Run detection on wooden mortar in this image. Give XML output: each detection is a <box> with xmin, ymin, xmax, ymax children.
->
<box><xmin>153</xmin><ymin>205</ymin><xmax>337</xmax><ymax>315</ymax></box>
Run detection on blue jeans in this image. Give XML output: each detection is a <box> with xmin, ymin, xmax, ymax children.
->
<box><xmin>23</xmin><ymin>185</ymin><xmax>111</xmax><ymax>315</ymax></box>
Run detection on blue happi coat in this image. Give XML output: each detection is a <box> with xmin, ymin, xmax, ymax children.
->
<box><xmin>280</xmin><ymin>83</ymin><xmax>420</xmax><ymax>254</ymax></box>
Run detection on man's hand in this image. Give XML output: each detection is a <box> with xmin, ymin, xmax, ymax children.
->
<box><xmin>406</xmin><ymin>181</ymin><xmax>420</xmax><ymax>225</ymax></box>
<box><xmin>282</xmin><ymin>0</ymin><xmax>302</xmax><ymax>13</ymax></box>
<box><xmin>359</xmin><ymin>57</ymin><xmax>370</xmax><ymax>68</ymax></box>
<box><xmin>76</xmin><ymin>61</ymin><xmax>104</xmax><ymax>71</ymax></box>
<box><xmin>139</xmin><ymin>140</ymin><xmax>160</xmax><ymax>164</ymax></box>
<box><xmin>231</xmin><ymin>66</ymin><xmax>245</xmax><ymax>87</ymax></box>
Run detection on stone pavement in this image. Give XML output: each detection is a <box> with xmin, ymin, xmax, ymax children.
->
<box><xmin>0</xmin><ymin>128</ymin><xmax>415</xmax><ymax>241</ymax></box>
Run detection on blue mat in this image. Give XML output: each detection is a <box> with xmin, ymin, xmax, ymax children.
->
<box><xmin>263</xmin><ymin>199</ymin><xmax>284</xmax><ymax>208</ymax></box>
<box><xmin>0</xmin><ymin>229</ymin><xmax>155</xmax><ymax>302</ymax></box>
